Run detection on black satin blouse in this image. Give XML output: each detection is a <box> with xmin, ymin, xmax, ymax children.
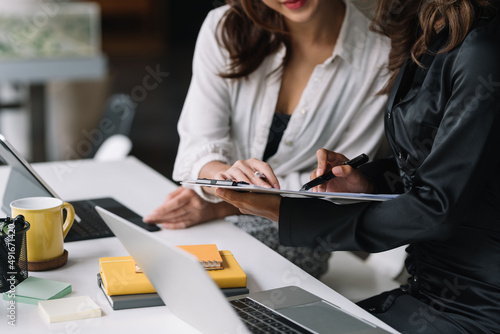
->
<box><xmin>279</xmin><ymin>14</ymin><xmax>500</xmax><ymax>333</ymax></box>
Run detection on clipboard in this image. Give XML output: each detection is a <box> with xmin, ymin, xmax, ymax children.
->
<box><xmin>181</xmin><ymin>179</ymin><xmax>398</xmax><ymax>204</ymax></box>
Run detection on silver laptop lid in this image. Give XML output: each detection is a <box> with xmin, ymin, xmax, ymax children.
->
<box><xmin>95</xmin><ymin>206</ymin><xmax>250</xmax><ymax>334</ymax></box>
<box><xmin>0</xmin><ymin>134</ymin><xmax>60</xmax><ymax>213</ymax></box>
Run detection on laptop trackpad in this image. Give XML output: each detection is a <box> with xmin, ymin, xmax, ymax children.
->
<box><xmin>278</xmin><ymin>301</ymin><xmax>385</xmax><ymax>334</ymax></box>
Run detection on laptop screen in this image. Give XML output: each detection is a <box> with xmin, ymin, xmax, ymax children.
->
<box><xmin>0</xmin><ymin>134</ymin><xmax>57</xmax><ymax>214</ymax></box>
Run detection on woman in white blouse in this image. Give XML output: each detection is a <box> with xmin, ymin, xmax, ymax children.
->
<box><xmin>144</xmin><ymin>0</ymin><xmax>390</xmax><ymax>277</ymax></box>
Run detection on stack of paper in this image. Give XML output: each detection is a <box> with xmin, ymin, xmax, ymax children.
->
<box><xmin>38</xmin><ymin>296</ymin><xmax>101</xmax><ymax>323</ymax></box>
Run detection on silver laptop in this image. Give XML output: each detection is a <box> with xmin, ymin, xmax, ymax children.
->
<box><xmin>96</xmin><ymin>206</ymin><xmax>393</xmax><ymax>334</ymax></box>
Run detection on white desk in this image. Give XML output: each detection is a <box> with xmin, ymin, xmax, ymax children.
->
<box><xmin>0</xmin><ymin>157</ymin><xmax>398</xmax><ymax>333</ymax></box>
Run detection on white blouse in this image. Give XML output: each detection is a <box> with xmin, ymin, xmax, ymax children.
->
<box><xmin>173</xmin><ymin>2</ymin><xmax>391</xmax><ymax>201</ymax></box>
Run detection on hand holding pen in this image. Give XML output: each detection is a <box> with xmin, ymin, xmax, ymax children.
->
<box><xmin>303</xmin><ymin>150</ymin><xmax>373</xmax><ymax>193</ymax></box>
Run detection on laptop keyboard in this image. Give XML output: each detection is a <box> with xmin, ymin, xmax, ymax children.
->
<box><xmin>64</xmin><ymin>197</ymin><xmax>159</xmax><ymax>242</ymax></box>
<box><xmin>65</xmin><ymin>199</ymin><xmax>114</xmax><ymax>242</ymax></box>
<box><xmin>230</xmin><ymin>297</ymin><xmax>313</xmax><ymax>334</ymax></box>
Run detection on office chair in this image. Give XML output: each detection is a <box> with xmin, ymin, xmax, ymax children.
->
<box><xmin>93</xmin><ymin>134</ymin><xmax>132</xmax><ymax>161</ymax></box>
<box><xmin>89</xmin><ymin>94</ymin><xmax>136</xmax><ymax>161</ymax></box>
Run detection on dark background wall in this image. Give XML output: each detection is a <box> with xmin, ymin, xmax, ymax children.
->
<box><xmin>95</xmin><ymin>0</ymin><xmax>221</xmax><ymax>180</ymax></box>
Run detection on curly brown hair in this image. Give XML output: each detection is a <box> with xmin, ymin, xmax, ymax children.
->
<box><xmin>217</xmin><ymin>0</ymin><xmax>289</xmax><ymax>79</ymax></box>
<box><xmin>371</xmin><ymin>0</ymin><xmax>495</xmax><ymax>93</ymax></box>
<box><xmin>217</xmin><ymin>0</ymin><xmax>495</xmax><ymax>87</ymax></box>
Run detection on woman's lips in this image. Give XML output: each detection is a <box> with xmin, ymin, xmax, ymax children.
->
<box><xmin>283</xmin><ymin>0</ymin><xmax>307</xmax><ymax>10</ymax></box>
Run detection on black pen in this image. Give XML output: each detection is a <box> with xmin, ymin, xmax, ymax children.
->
<box><xmin>299</xmin><ymin>153</ymin><xmax>369</xmax><ymax>191</ymax></box>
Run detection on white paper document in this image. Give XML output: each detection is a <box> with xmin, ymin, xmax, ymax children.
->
<box><xmin>181</xmin><ymin>180</ymin><xmax>398</xmax><ymax>204</ymax></box>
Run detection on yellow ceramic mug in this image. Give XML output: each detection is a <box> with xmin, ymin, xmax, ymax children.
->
<box><xmin>10</xmin><ymin>197</ymin><xmax>74</xmax><ymax>264</ymax></box>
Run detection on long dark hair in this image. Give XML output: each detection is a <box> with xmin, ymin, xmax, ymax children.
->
<box><xmin>217</xmin><ymin>0</ymin><xmax>289</xmax><ymax>79</ymax></box>
<box><xmin>371</xmin><ymin>0</ymin><xmax>494</xmax><ymax>93</ymax></box>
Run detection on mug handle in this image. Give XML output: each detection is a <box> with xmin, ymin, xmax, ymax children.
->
<box><xmin>61</xmin><ymin>202</ymin><xmax>75</xmax><ymax>239</ymax></box>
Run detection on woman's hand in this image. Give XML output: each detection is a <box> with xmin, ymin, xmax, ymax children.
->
<box><xmin>215</xmin><ymin>188</ymin><xmax>282</xmax><ymax>222</ymax></box>
<box><xmin>312</xmin><ymin>149</ymin><xmax>374</xmax><ymax>194</ymax></box>
<box><xmin>212</xmin><ymin>158</ymin><xmax>281</xmax><ymax>189</ymax></box>
<box><xmin>143</xmin><ymin>187</ymin><xmax>238</xmax><ymax>229</ymax></box>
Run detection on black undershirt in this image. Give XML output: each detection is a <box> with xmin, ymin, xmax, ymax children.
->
<box><xmin>263</xmin><ymin>113</ymin><xmax>291</xmax><ymax>162</ymax></box>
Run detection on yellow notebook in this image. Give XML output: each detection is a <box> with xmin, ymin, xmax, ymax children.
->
<box><xmin>99</xmin><ymin>250</ymin><xmax>246</xmax><ymax>296</ymax></box>
<box><xmin>208</xmin><ymin>250</ymin><xmax>247</xmax><ymax>288</ymax></box>
<box><xmin>99</xmin><ymin>256</ymin><xmax>156</xmax><ymax>296</ymax></box>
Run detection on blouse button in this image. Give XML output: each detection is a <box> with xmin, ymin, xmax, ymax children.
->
<box><xmin>284</xmin><ymin>140</ymin><xmax>293</xmax><ymax>146</ymax></box>
<box><xmin>300</xmin><ymin>108</ymin><xmax>307</xmax><ymax>115</ymax></box>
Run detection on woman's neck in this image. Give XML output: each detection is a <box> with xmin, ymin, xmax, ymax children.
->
<box><xmin>286</xmin><ymin>0</ymin><xmax>346</xmax><ymax>50</ymax></box>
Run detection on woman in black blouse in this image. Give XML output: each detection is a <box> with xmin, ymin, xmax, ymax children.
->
<box><xmin>214</xmin><ymin>0</ymin><xmax>500</xmax><ymax>332</ymax></box>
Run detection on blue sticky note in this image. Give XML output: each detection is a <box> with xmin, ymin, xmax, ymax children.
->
<box><xmin>2</xmin><ymin>276</ymin><xmax>72</xmax><ymax>305</ymax></box>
